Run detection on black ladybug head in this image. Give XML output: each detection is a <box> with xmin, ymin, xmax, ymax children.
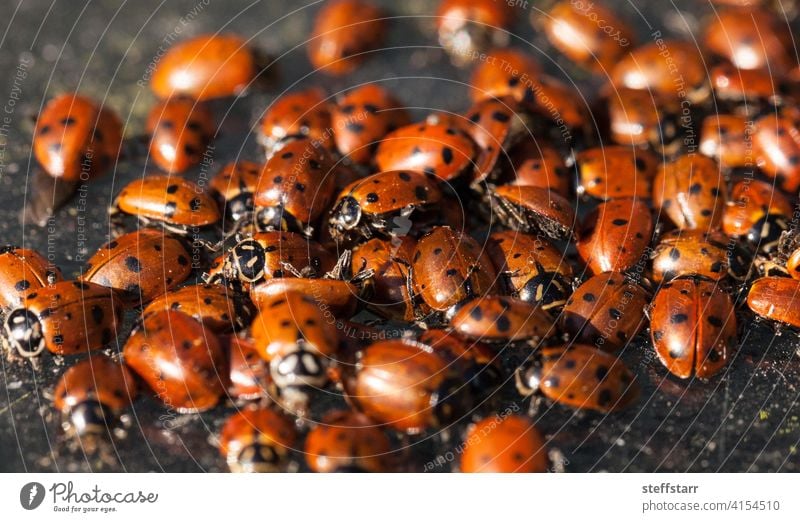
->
<box><xmin>225</xmin><ymin>192</ymin><xmax>254</xmax><ymax>223</ymax></box>
<box><xmin>4</xmin><ymin>308</ymin><xmax>45</xmax><ymax>357</ymax></box>
<box><xmin>331</xmin><ymin>196</ymin><xmax>362</xmax><ymax>232</ymax></box>
<box><xmin>230</xmin><ymin>443</ymin><xmax>282</xmax><ymax>473</ymax></box>
<box><xmin>519</xmin><ymin>273</ymin><xmax>570</xmax><ymax>311</ymax></box>
<box><xmin>514</xmin><ymin>359</ymin><xmax>542</xmax><ymax>397</ymax></box>
<box><xmin>68</xmin><ymin>400</ymin><xmax>116</xmax><ymax>438</ymax></box>
<box><xmin>748</xmin><ymin>213</ymin><xmax>788</xmax><ymax>254</ymax></box>
<box><xmin>229</xmin><ymin>239</ymin><xmax>266</xmax><ymax>283</ymax></box>
<box><xmin>256</xmin><ymin>205</ymin><xmax>288</xmax><ymax>232</ymax></box>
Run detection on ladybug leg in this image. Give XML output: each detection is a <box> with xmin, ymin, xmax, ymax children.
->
<box><xmin>326</xmin><ymin>250</ymin><xmax>352</xmax><ymax>280</ymax></box>
<box><xmin>527</xmin><ymin>395</ymin><xmax>543</xmax><ymax>417</ymax></box>
<box><xmin>278</xmin><ymin>261</ymin><xmax>305</xmax><ymax>278</ymax></box>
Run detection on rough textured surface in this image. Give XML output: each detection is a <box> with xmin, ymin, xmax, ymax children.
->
<box><xmin>0</xmin><ymin>0</ymin><xmax>799</xmax><ymax>472</ymax></box>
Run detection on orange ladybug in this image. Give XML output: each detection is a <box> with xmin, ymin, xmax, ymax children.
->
<box><xmin>307</xmin><ymin>0</ymin><xmax>385</xmax><ymax>75</ymax></box>
<box><xmin>146</xmin><ymin>96</ymin><xmax>214</xmax><ymax>173</ymax></box>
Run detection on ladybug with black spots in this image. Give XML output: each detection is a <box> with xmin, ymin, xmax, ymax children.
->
<box><xmin>490</xmin><ymin>185</ymin><xmax>576</xmax><ymax>240</ymax></box>
<box><xmin>225</xmin><ymin>335</ymin><xmax>271</xmax><ymax>401</ymax></box>
<box><xmin>699</xmin><ymin>114</ymin><xmax>753</xmax><ymax>169</ymax></box>
<box><xmin>305</xmin><ymin>410</ymin><xmax>392</xmax><ymax>472</ymax></box>
<box><xmin>209</xmin><ymin>161</ymin><xmax>263</xmax><ymax>226</ymax></box>
<box><xmin>650</xmin><ymin>276</ymin><xmax>736</xmax><ymax>379</ymax></box>
<box><xmin>460</xmin><ymin>414</ymin><xmax>548</xmax><ymax>473</ymax></box>
<box><xmin>469</xmin><ymin>48</ymin><xmax>542</xmax><ymax>106</ymax></box>
<box><xmin>53</xmin><ymin>354</ymin><xmax>137</xmax><ymax>438</ymax></box>
<box><xmin>328</xmin><ymin>170</ymin><xmax>443</xmax><ymax>242</ymax></box>
<box><xmin>3</xmin><ymin>280</ymin><xmax>123</xmax><ymax>358</ymax></box>
<box><xmin>450</xmin><ymin>296</ymin><xmax>553</xmax><ymax>344</ymax></box>
<box><xmin>650</xmin><ymin>229</ymin><xmax>752</xmax><ymax>283</ymax></box>
<box><xmin>259</xmin><ymin>88</ymin><xmax>334</xmax><ymax>157</ymax></box>
<box><xmin>607</xmin><ymin>88</ymin><xmax>678</xmax><ymax>152</ymax></box>
<box><xmin>515</xmin><ymin>343</ymin><xmax>639</xmax><ymax>413</ymax></box>
<box><xmin>436</xmin><ymin>0</ymin><xmax>512</xmax><ymax>66</ymax></box>
<box><xmin>747</xmin><ymin>276</ymin><xmax>800</xmax><ymax>327</ymax></box>
<box><xmin>124</xmin><ymin>310</ymin><xmax>226</xmax><ymax>412</ymax></box>
<box><xmin>753</xmin><ymin>113</ymin><xmax>800</xmax><ymax>192</ymax></box>
<box><xmin>143</xmin><ymin>283</ymin><xmax>255</xmax><ymax>333</ymax></box>
<box><xmin>80</xmin><ymin>229</ymin><xmax>193</xmax><ymax>305</ymax></box>
<box><xmin>575</xmin><ymin>146</ymin><xmax>657</xmax><ymax>201</ymax></box>
<box><xmin>33</xmin><ymin>93</ymin><xmax>123</xmax><ymax>182</ymax></box>
<box><xmin>504</xmin><ymin>140</ymin><xmax>571</xmax><ymax>197</ymax></box>
<box><xmin>0</xmin><ymin>246</ymin><xmax>63</xmax><ymax>310</ymax></box>
<box><xmin>146</xmin><ymin>96</ymin><xmax>214</xmax><ymax>173</ymax></box>
<box><xmin>219</xmin><ymin>406</ymin><xmax>297</xmax><ymax>473</ymax></box>
<box><xmin>722</xmin><ymin>178</ymin><xmax>793</xmax><ymax>254</ymax></box>
<box><xmin>653</xmin><ymin>154</ymin><xmax>727</xmax><ymax>230</ymax></box>
<box><xmin>250</xmin><ymin>277</ymin><xmax>360</xmax><ymax>318</ymax></box>
<box><xmin>307</xmin><ymin>0</ymin><xmax>385</xmax><ymax>75</ymax></box>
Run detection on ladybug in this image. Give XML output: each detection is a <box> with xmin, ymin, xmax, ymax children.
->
<box><xmin>222</xmin><ymin>231</ymin><xmax>336</xmax><ymax>286</ymax></box>
<box><xmin>653</xmin><ymin>154</ymin><xmax>727</xmax><ymax>230</ymax></box>
<box><xmin>259</xmin><ymin>88</ymin><xmax>334</xmax><ymax>157</ymax></box>
<box><xmin>450</xmin><ymin>296</ymin><xmax>554</xmax><ymax>343</ymax></box>
<box><xmin>411</xmin><ymin>226</ymin><xmax>497</xmax><ymax>320</ymax></box>
<box><xmin>343</xmin><ymin>339</ymin><xmax>471</xmax><ymax>434</ymax></box>
<box><xmin>123</xmin><ymin>310</ymin><xmax>226</xmax><ymax>412</ymax></box>
<box><xmin>219</xmin><ymin>406</ymin><xmax>297</xmax><ymax>473</ymax></box>
<box><xmin>143</xmin><ymin>283</ymin><xmax>255</xmax><ymax>333</ymax></box>
<box><xmin>4</xmin><ymin>281</ymin><xmax>122</xmax><ymax>358</ymax></box>
<box><xmin>505</xmin><ymin>140</ymin><xmax>571</xmax><ymax>196</ymax></box>
<box><xmin>328</xmin><ymin>170</ymin><xmax>443</xmax><ymax>242</ymax></box>
<box><xmin>709</xmin><ymin>63</ymin><xmax>780</xmax><ymax>106</ymax></box>
<box><xmin>0</xmin><ymin>246</ymin><xmax>63</xmax><ymax>310</ymax></box>
<box><xmin>33</xmin><ymin>93</ymin><xmax>123</xmax><ymax>182</ymax></box>
<box><xmin>515</xmin><ymin>343</ymin><xmax>639</xmax><ymax>412</ymax></box>
<box><xmin>418</xmin><ymin>328</ymin><xmax>496</xmax><ymax>367</ymax></box>
<box><xmin>80</xmin><ymin>229</ymin><xmax>193</xmax><ymax>304</ymax></box>
<box><xmin>249</xmin><ymin>290</ymin><xmax>342</xmax><ymax>416</ymax></box>
<box><xmin>225</xmin><ymin>335</ymin><xmax>270</xmax><ymax>401</ymax></box>
<box><xmin>151</xmin><ymin>34</ymin><xmax>259</xmax><ymax>100</ymax></box>
<box><xmin>332</xmin><ymin>84</ymin><xmax>409</xmax><ymax>165</ymax></box>
<box><xmin>650</xmin><ymin>276</ymin><xmax>737</xmax><ymax>379</ymax></box>
<box><xmin>53</xmin><ymin>354</ymin><xmax>137</xmax><ymax>438</ymax></box>
<box><xmin>576</xmin><ymin>198</ymin><xmax>654</xmax><ymax>274</ymax></box>
<box><xmin>610</xmin><ymin>40</ymin><xmax>708</xmax><ymax>105</ymax></box>
<box><xmin>747</xmin><ymin>276</ymin><xmax>800</xmax><ymax>327</ymax></box>
<box><xmin>305</xmin><ymin>410</ymin><xmax>392</xmax><ymax>472</ymax></box>
<box><xmin>486</xmin><ymin>230</ymin><xmax>573</xmax><ymax>310</ymax></box>
<box><xmin>146</xmin><ymin>96</ymin><xmax>214</xmax><ymax>173</ymax></box>
<box><xmin>436</xmin><ymin>0</ymin><xmax>513</xmax><ymax>65</ymax></box>
<box><xmin>541</xmin><ymin>0</ymin><xmax>635</xmax><ymax>73</ymax></box>
<box><xmin>651</xmin><ymin>229</ymin><xmax>752</xmax><ymax>283</ymax></box>
<box><xmin>722</xmin><ymin>178</ymin><xmax>792</xmax><ymax>254</ymax></box>
<box><xmin>561</xmin><ymin>272</ymin><xmax>650</xmax><ymax>352</ymax></box>
<box><xmin>351</xmin><ymin>236</ymin><xmax>426</xmax><ymax>321</ymax></box>
<box><xmin>607</xmin><ymin>88</ymin><xmax>677</xmax><ymax>151</ymax></box>
<box><xmin>375</xmin><ymin>122</ymin><xmax>476</xmax><ymax>182</ymax></box>
<box><xmin>253</xmin><ymin>138</ymin><xmax>337</xmax><ymax>236</ymax></box>
<box><xmin>110</xmin><ymin>175</ymin><xmax>221</xmax><ymax>232</ymax></box>
<box><xmin>489</xmin><ymin>185</ymin><xmax>577</xmax><ymax>240</ymax></box>
<box><xmin>703</xmin><ymin>7</ymin><xmax>791</xmax><ymax>73</ymax></box>
<box><xmin>469</xmin><ymin>48</ymin><xmax>542</xmax><ymax>105</ymax></box>
<box><xmin>575</xmin><ymin>146</ymin><xmax>657</xmax><ymax>200</ymax></box>
<box><xmin>699</xmin><ymin>114</ymin><xmax>753</xmax><ymax>169</ymax></box>
<box><xmin>460</xmin><ymin>414</ymin><xmax>548</xmax><ymax>473</ymax></box>
<box><xmin>307</xmin><ymin>0</ymin><xmax>385</xmax><ymax>75</ymax></box>
<box><xmin>250</xmin><ymin>278</ymin><xmax>359</xmax><ymax>317</ymax></box>
<box><xmin>209</xmin><ymin>160</ymin><xmax>262</xmax><ymax>225</ymax></box>
<box><xmin>753</xmin><ymin>113</ymin><xmax>800</xmax><ymax>192</ymax></box>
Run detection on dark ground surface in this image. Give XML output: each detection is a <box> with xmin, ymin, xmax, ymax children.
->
<box><xmin>0</xmin><ymin>0</ymin><xmax>799</xmax><ymax>472</ymax></box>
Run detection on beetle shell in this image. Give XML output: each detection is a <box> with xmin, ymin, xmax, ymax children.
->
<box><xmin>576</xmin><ymin>147</ymin><xmax>657</xmax><ymax>200</ymax></box>
<box><xmin>33</xmin><ymin>94</ymin><xmax>122</xmax><ymax>182</ymax></box>
<box><xmin>259</xmin><ymin>88</ymin><xmax>334</xmax><ymax>155</ymax></box>
<box><xmin>305</xmin><ymin>410</ymin><xmax>392</xmax><ymax>472</ymax></box>
<box><xmin>651</xmin><ymin>277</ymin><xmax>736</xmax><ymax>379</ymax></box>
<box><xmin>491</xmin><ymin>185</ymin><xmax>577</xmax><ymax>240</ymax></box>
<box><xmin>460</xmin><ymin>414</ymin><xmax>548</xmax><ymax>473</ymax></box>
<box><xmin>709</xmin><ymin>63</ymin><xmax>779</xmax><ymax>104</ymax></box>
<box><xmin>114</xmin><ymin>175</ymin><xmax>220</xmax><ymax>227</ymax></box>
<box><xmin>210</xmin><ymin>161</ymin><xmax>262</xmax><ymax>224</ymax></box>
<box><xmin>146</xmin><ymin>97</ymin><xmax>214</xmax><ymax>173</ymax></box>
<box><xmin>333</xmin><ymin>84</ymin><xmax>409</xmax><ymax>164</ymax></box>
<box><xmin>651</xmin><ymin>229</ymin><xmax>751</xmax><ymax>283</ymax></box>
<box><xmin>143</xmin><ymin>283</ymin><xmax>255</xmax><ymax>333</ymax></box>
<box><xmin>81</xmin><ymin>229</ymin><xmax>193</xmax><ymax>304</ymax></box>
<box><xmin>469</xmin><ymin>48</ymin><xmax>542</xmax><ymax>105</ymax></box>
<box><xmin>151</xmin><ymin>34</ymin><xmax>258</xmax><ymax>100</ymax></box>
<box><xmin>417</xmin><ymin>328</ymin><xmax>496</xmax><ymax>366</ymax></box>
<box><xmin>699</xmin><ymin>114</ymin><xmax>753</xmax><ymax>169</ymax></box>
<box><xmin>722</xmin><ymin>178</ymin><xmax>793</xmax><ymax>240</ymax></box>
<box><xmin>124</xmin><ymin>310</ymin><xmax>226</xmax><ymax>413</ymax></box>
<box><xmin>436</xmin><ymin>0</ymin><xmax>513</xmax><ymax>65</ymax></box>
<box><xmin>747</xmin><ymin>276</ymin><xmax>800</xmax><ymax>326</ymax></box>
<box><xmin>505</xmin><ymin>140</ymin><xmax>571</xmax><ymax>196</ymax></box>
<box><xmin>251</xmin><ymin>278</ymin><xmax>358</xmax><ymax>317</ymax></box>
<box><xmin>542</xmin><ymin>0</ymin><xmax>635</xmax><ymax>73</ymax></box>
<box><xmin>561</xmin><ymin>272</ymin><xmax>649</xmax><ymax>351</ymax></box>
<box><xmin>753</xmin><ymin>114</ymin><xmax>800</xmax><ymax>192</ymax></box>
<box><xmin>411</xmin><ymin>226</ymin><xmax>497</xmax><ymax>316</ymax></box>
<box><xmin>226</xmin><ymin>335</ymin><xmax>270</xmax><ymax>400</ymax></box>
<box><xmin>0</xmin><ymin>246</ymin><xmax>63</xmax><ymax>310</ymax></box>
<box><xmin>4</xmin><ymin>281</ymin><xmax>122</xmax><ymax>357</ymax></box>
<box><xmin>451</xmin><ymin>296</ymin><xmax>553</xmax><ymax>343</ymax></box>
<box><xmin>703</xmin><ymin>8</ymin><xmax>791</xmax><ymax>73</ymax></box>
<box><xmin>375</xmin><ymin>122</ymin><xmax>476</xmax><ymax>182</ymax></box>
<box><xmin>607</xmin><ymin>88</ymin><xmax>673</xmax><ymax>149</ymax></box>
<box><xmin>577</xmin><ymin>198</ymin><xmax>653</xmax><ymax>274</ymax></box>
<box><xmin>219</xmin><ymin>406</ymin><xmax>297</xmax><ymax>472</ymax></box>
<box><xmin>653</xmin><ymin>154</ymin><xmax>727</xmax><ymax>230</ymax></box>
<box><xmin>307</xmin><ymin>0</ymin><xmax>385</xmax><ymax>75</ymax></box>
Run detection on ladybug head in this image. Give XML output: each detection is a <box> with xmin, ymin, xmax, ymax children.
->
<box><xmin>514</xmin><ymin>359</ymin><xmax>542</xmax><ymax>398</ymax></box>
<box><xmin>519</xmin><ymin>273</ymin><xmax>570</xmax><ymax>311</ymax></box>
<box><xmin>256</xmin><ymin>205</ymin><xmax>289</xmax><ymax>232</ymax></box>
<box><xmin>67</xmin><ymin>400</ymin><xmax>116</xmax><ymax>438</ymax></box>
<box><xmin>229</xmin><ymin>443</ymin><xmax>283</xmax><ymax>473</ymax></box>
<box><xmin>330</xmin><ymin>196</ymin><xmax>362</xmax><ymax>232</ymax></box>
<box><xmin>4</xmin><ymin>308</ymin><xmax>46</xmax><ymax>358</ymax></box>
<box><xmin>270</xmin><ymin>349</ymin><xmax>328</xmax><ymax>389</ymax></box>
<box><xmin>225</xmin><ymin>192</ymin><xmax>254</xmax><ymax>223</ymax></box>
<box><xmin>748</xmin><ymin>213</ymin><xmax>789</xmax><ymax>255</ymax></box>
<box><xmin>228</xmin><ymin>239</ymin><xmax>266</xmax><ymax>283</ymax></box>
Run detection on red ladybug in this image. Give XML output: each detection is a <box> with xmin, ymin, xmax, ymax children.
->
<box><xmin>33</xmin><ymin>94</ymin><xmax>122</xmax><ymax>182</ymax></box>
<box><xmin>653</xmin><ymin>154</ymin><xmax>727</xmax><ymax>230</ymax></box>
<box><xmin>4</xmin><ymin>281</ymin><xmax>122</xmax><ymax>357</ymax></box>
<box><xmin>722</xmin><ymin>178</ymin><xmax>792</xmax><ymax>254</ymax></box>
<box><xmin>0</xmin><ymin>246</ymin><xmax>63</xmax><ymax>310</ymax></box>
<box><xmin>143</xmin><ymin>283</ymin><xmax>255</xmax><ymax>333</ymax></box>
<box><xmin>504</xmin><ymin>140</ymin><xmax>571</xmax><ymax>197</ymax></box>
<box><xmin>460</xmin><ymin>414</ymin><xmax>548</xmax><ymax>473</ymax></box>
<box><xmin>651</xmin><ymin>229</ymin><xmax>751</xmax><ymax>283</ymax></box>
<box><xmin>450</xmin><ymin>296</ymin><xmax>554</xmax><ymax>343</ymax></box>
<box><xmin>305</xmin><ymin>410</ymin><xmax>392</xmax><ymax>472</ymax></box>
<box><xmin>516</xmin><ymin>343</ymin><xmax>639</xmax><ymax>412</ymax></box>
<box><xmin>607</xmin><ymin>88</ymin><xmax>676</xmax><ymax>151</ymax></box>
<box><xmin>258</xmin><ymin>88</ymin><xmax>334</xmax><ymax>156</ymax></box>
<box><xmin>209</xmin><ymin>160</ymin><xmax>263</xmax><ymax>224</ymax></box>
<box><xmin>123</xmin><ymin>310</ymin><xmax>226</xmax><ymax>412</ymax></box>
<box><xmin>747</xmin><ymin>276</ymin><xmax>800</xmax><ymax>327</ymax></box>
<box><xmin>225</xmin><ymin>335</ymin><xmax>271</xmax><ymax>401</ymax></box>
<box><xmin>469</xmin><ymin>48</ymin><xmax>542</xmax><ymax>105</ymax></box>
<box><xmin>490</xmin><ymin>185</ymin><xmax>577</xmax><ymax>241</ymax></box>
<box><xmin>436</xmin><ymin>0</ymin><xmax>513</xmax><ymax>65</ymax></box>
<box><xmin>219</xmin><ymin>406</ymin><xmax>297</xmax><ymax>472</ymax></box>
<box><xmin>53</xmin><ymin>354</ymin><xmax>137</xmax><ymax>437</ymax></box>
<box><xmin>80</xmin><ymin>229</ymin><xmax>193</xmax><ymax>304</ymax></box>
<box><xmin>650</xmin><ymin>277</ymin><xmax>737</xmax><ymax>379</ymax></box>
<box><xmin>250</xmin><ymin>278</ymin><xmax>359</xmax><ymax>317</ymax></box>
<box><xmin>146</xmin><ymin>96</ymin><xmax>214</xmax><ymax>173</ymax></box>
<box><xmin>307</xmin><ymin>0</ymin><xmax>385</xmax><ymax>75</ymax></box>
<box><xmin>151</xmin><ymin>34</ymin><xmax>259</xmax><ymax>100</ymax></box>
<box><xmin>753</xmin><ymin>113</ymin><xmax>800</xmax><ymax>192</ymax></box>
<box><xmin>575</xmin><ymin>146</ymin><xmax>657</xmax><ymax>201</ymax></box>
<box><xmin>709</xmin><ymin>63</ymin><xmax>780</xmax><ymax>106</ymax></box>
<box><xmin>703</xmin><ymin>7</ymin><xmax>791</xmax><ymax>73</ymax></box>
<box><xmin>699</xmin><ymin>114</ymin><xmax>753</xmax><ymax>169</ymax></box>
<box><xmin>333</xmin><ymin>84</ymin><xmax>409</xmax><ymax>164</ymax></box>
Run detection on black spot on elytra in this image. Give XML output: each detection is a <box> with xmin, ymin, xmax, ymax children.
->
<box><xmin>597</xmin><ymin>389</ymin><xmax>613</xmax><ymax>407</ymax></box>
<box><xmin>689</xmin><ymin>183</ymin><xmax>702</xmax><ymax>194</ymax></box>
<box><xmin>496</xmin><ymin>315</ymin><xmax>511</xmax><ymax>333</ymax></box>
<box><xmin>166</xmin><ymin>184</ymin><xmax>179</xmax><ymax>194</ymax></box>
<box><xmin>281</xmin><ymin>151</ymin><xmax>294</xmax><ymax>159</ymax></box>
<box><xmin>609</xmin><ymin>308</ymin><xmax>622</xmax><ymax>320</ymax></box>
<box><xmin>189</xmin><ymin>198</ymin><xmax>203</xmax><ymax>211</ymax></box>
<box><xmin>398</xmin><ymin>172</ymin><xmax>412</xmax><ymax>182</ymax></box>
<box><xmin>91</xmin><ymin>305</ymin><xmax>104</xmax><ymax>324</ymax></box>
<box><xmin>366</xmin><ymin>192</ymin><xmax>379</xmax><ymax>203</ymax></box>
<box><xmin>612</xmin><ymin>218</ymin><xmax>628</xmax><ymax>226</ymax></box>
<box><xmin>671</xmin><ymin>313</ymin><xmax>688</xmax><ymax>324</ymax></box>
<box><xmin>470</xmin><ymin>306</ymin><xmax>483</xmax><ymax>321</ymax></box>
<box><xmin>582</xmin><ymin>293</ymin><xmax>595</xmax><ymax>302</ymax></box>
<box><xmin>125</xmin><ymin>256</ymin><xmax>141</xmax><ymax>272</ymax></box>
<box><xmin>415</xmin><ymin>185</ymin><xmax>429</xmax><ymax>201</ymax></box>
<box><xmin>15</xmin><ymin>280</ymin><xmax>30</xmax><ymax>291</ymax></box>
<box><xmin>708</xmin><ymin>316</ymin><xmax>724</xmax><ymax>327</ymax></box>
<box><xmin>595</xmin><ymin>366</ymin><xmax>608</xmax><ymax>381</ymax></box>
<box><xmin>441</xmin><ymin>147</ymin><xmax>454</xmax><ymax>165</ymax></box>
<box><xmin>177</xmin><ymin>255</ymin><xmax>189</xmax><ymax>266</ymax></box>
<box><xmin>669</xmin><ymin>248</ymin><xmax>681</xmax><ymax>260</ymax></box>
<box><xmin>491</xmin><ymin>111</ymin><xmax>510</xmax><ymax>123</ymax></box>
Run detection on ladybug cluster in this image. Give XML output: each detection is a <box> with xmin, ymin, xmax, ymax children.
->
<box><xmin>7</xmin><ymin>0</ymin><xmax>800</xmax><ymax>473</ymax></box>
